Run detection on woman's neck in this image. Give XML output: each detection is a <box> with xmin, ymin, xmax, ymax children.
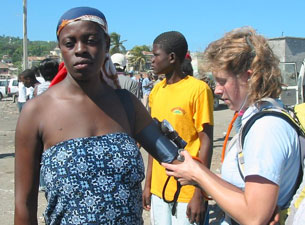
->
<box><xmin>63</xmin><ymin>73</ymin><xmax>108</xmax><ymax>96</ymax></box>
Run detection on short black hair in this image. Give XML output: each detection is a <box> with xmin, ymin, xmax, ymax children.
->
<box><xmin>153</xmin><ymin>31</ymin><xmax>188</xmax><ymax>62</ymax></box>
<box><xmin>39</xmin><ymin>58</ymin><xmax>59</xmax><ymax>81</ymax></box>
<box><xmin>19</xmin><ymin>69</ymin><xmax>36</xmax><ymax>80</ymax></box>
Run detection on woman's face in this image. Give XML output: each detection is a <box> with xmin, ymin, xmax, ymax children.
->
<box><xmin>214</xmin><ymin>70</ymin><xmax>249</xmax><ymax>111</ymax></box>
<box><xmin>58</xmin><ymin>20</ymin><xmax>108</xmax><ymax>81</ymax></box>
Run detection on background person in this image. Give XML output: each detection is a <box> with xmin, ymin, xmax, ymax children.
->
<box><xmin>19</xmin><ymin>68</ymin><xmax>40</xmax><ymax>100</ymax></box>
<box><xmin>138</xmin><ymin>73</ymin><xmax>144</xmax><ymax>99</ymax></box>
<box><xmin>141</xmin><ymin>72</ymin><xmax>153</xmax><ymax>109</ymax></box>
<box><xmin>111</xmin><ymin>53</ymin><xmax>141</xmax><ymax>99</ymax></box>
<box><xmin>16</xmin><ymin>72</ymin><xmax>27</xmax><ymax>112</ymax></box>
<box><xmin>34</xmin><ymin>58</ymin><xmax>59</xmax><ymax>97</ymax></box>
<box><xmin>143</xmin><ymin>31</ymin><xmax>214</xmax><ymax>225</ymax></box>
<box><xmin>162</xmin><ymin>27</ymin><xmax>300</xmax><ymax>225</ymax></box>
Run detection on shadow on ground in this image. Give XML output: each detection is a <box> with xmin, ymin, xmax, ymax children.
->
<box><xmin>0</xmin><ymin>153</ymin><xmax>15</xmax><ymax>159</ymax></box>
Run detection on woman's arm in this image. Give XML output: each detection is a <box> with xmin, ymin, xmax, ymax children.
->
<box><xmin>130</xmin><ymin>93</ymin><xmax>152</xmax><ymax>135</ymax></box>
<box><xmin>15</xmin><ymin>101</ymin><xmax>43</xmax><ymax>225</ymax></box>
<box><xmin>163</xmin><ymin>151</ymin><xmax>279</xmax><ymax>225</ymax></box>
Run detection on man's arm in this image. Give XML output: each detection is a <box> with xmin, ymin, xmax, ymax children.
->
<box><xmin>142</xmin><ymin>155</ymin><xmax>153</xmax><ymax>211</ymax></box>
<box><xmin>197</xmin><ymin>124</ymin><xmax>213</xmax><ymax>168</ymax></box>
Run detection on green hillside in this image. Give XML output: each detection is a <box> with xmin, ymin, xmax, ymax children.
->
<box><xmin>0</xmin><ymin>35</ymin><xmax>57</xmax><ymax>68</ymax></box>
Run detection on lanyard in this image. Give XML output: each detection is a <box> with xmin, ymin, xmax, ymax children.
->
<box><xmin>221</xmin><ymin>112</ymin><xmax>239</xmax><ymax>163</ymax></box>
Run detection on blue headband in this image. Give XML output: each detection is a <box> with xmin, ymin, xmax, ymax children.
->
<box><xmin>56</xmin><ymin>7</ymin><xmax>108</xmax><ymax>37</ymax></box>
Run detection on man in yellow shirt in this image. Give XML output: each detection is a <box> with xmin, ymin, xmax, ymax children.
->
<box><xmin>142</xmin><ymin>31</ymin><xmax>214</xmax><ymax>225</ymax></box>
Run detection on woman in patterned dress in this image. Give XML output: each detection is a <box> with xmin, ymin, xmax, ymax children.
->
<box><xmin>14</xmin><ymin>7</ymin><xmax>155</xmax><ymax>225</ymax></box>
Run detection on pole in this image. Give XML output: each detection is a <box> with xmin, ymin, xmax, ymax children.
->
<box><xmin>23</xmin><ymin>0</ymin><xmax>28</xmax><ymax>70</ymax></box>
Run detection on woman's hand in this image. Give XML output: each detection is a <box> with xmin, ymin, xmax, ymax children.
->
<box><xmin>162</xmin><ymin>150</ymin><xmax>200</xmax><ymax>186</ymax></box>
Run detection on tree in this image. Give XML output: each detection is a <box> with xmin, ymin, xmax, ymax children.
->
<box><xmin>128</xmin><ymin>45</ymin><xmax>150</xmax><ymax>72</ymax></box>
<box><xmin>109</xmin><ymin>32</ymin><xmax>126</xmax><ymax>55</ymax></box>
<box><xmin>0</xmin><ymin>35</ymin><xmax>57</xmax><ymax>67</ymax></box>
<box><xmin>12</xmin><ymin>47</ymin><xmax>23</xmax><ymax>63</ymax></box>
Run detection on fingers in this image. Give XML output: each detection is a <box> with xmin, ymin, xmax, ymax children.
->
<box><xmin>142</xmin><ymin>195</ymin><xmax>151</xmax><ymax>211</ymax></box>
<box><xmin>161</xmin><ymin>162</ymin><xmax>174</xmax><ymax>170</ymax></box>
<box><xmin>186</xmin><ymin>208</ymin><xmax>199</xmax><ymax>224</ymax></box>
<box><xmin>161</xmin><ymin>163</ymin><xmax>172</xmax><ymax>170</ymax></box>
<box><xmin>177</xmin><ymin>178</ymin><xmax>190</xmax><ymax>186</ymax></box>
<box><xmin>188</xmin><ymin>211</ymin><xmax>205</xmax><ymax>224</ymax></box>
<box><xmin>195</xmin><ymin>212</ymin><xmax>201</xmax><ymax>224</ymax></box>
<box><xmin>198</xmin><ymin>204</ymin><xmax>207</xmax><ymax>224</ymax></box>
<box><xmin>143</xmin><ymin>204</ymin><xmax>151</xmax><ymax>211</ymax></box>
<box><xmin>142</xmin><ymin>190</ymin><xmax>151</xmax><ymax>211</ymax></box>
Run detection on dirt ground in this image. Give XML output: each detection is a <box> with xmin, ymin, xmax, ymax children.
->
<box><xmin>0</xmin><ymin>98</ymin><xmax>233</xmax><ymax>225</ymax></box>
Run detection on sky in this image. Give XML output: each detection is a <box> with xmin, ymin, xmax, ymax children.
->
<box><xmin>2</xmin><ymin>0</ymin><xmax>305</xmax><ymax>52</ymax></box>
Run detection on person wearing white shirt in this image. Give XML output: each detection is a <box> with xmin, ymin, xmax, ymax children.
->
<box><xmin>17</xmin><ymin>79</ymin><xmax>27</xmax><ymax>112</ymax></box>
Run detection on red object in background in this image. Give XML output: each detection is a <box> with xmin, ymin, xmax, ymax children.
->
<box><xmin>49</xmin><ymin>62</ymin><xmax>67</xmax><ymax>87</ymax></box>
<box><xmin>185</xmin><ymin>52</ymin><xmax>192</xmax><ymax>61</ymax></box>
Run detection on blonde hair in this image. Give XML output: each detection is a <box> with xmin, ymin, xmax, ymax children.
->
<box><xmin>202</xmin><ymin>26</ymin><xmax>282</xmax><ymax>104</ymax></box>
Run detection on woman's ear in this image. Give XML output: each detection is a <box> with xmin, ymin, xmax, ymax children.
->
<box><xmin>246</xmin><ymin>69</ymin><xmax>253</xmax><ymax>81</ymax></box>
<box><xmin>239</xmin><ymin>70</ymin><xmax>252</xmax><ymax>84</ymax></box>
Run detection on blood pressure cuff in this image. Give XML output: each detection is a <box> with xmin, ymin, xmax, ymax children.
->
<box><xmin>135</xmin><ymin>121</ymin><xmax>179</xmax><ymax>163</ymax></box>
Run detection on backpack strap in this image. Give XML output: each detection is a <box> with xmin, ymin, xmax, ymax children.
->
<box><xmin>241</xmin><ymin>110</ymin><xmax>303</xmax><ymax>147</ymax></box>
<box><xmin>258</xmin><ymin>97</ymin><xmax>283</xmax><ymax>109</ymax></box>
<box><xmin>115</xmin><ymin>89</ymin><xmax>135</xmax><ymax>137</ymax></box>
<box><xmin>237</xmin><ymin>109</ymin><xmax>303</xmax><ymax>180</ymax></box>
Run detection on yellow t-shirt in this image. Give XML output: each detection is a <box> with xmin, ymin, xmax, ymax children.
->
<box><xmin>149</xmin><ymin>75</ymin><xmax>214</xmax><ymax>202</ymax></box>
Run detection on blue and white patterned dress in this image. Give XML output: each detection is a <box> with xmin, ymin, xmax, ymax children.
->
<box><xmin>40</xmin><ymin>132</ymin><xmax>145</xmax><ymax>225</ymax></box>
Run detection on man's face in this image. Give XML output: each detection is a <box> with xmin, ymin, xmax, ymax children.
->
<box><xmin>23</xmin><ymin>78</ymin><xmax>32</xmax><ymax>88</ymax></box>
<box><xmin>19</xmin><ymin>76</ymin><xmax>31</xmax><ymax>88</ymax></box>
<box><xmin>58</xmin><ymin>20</ymin><xmax>108</xmax><ymax>81</ymax></box>
<box><xmin>151</xmin><ymin>44</ymin><xmax>172</xmax><ymax>75</ymax></box>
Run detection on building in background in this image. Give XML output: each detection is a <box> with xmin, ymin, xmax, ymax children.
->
<box><xmin>268</xmin><ymin>37</ymin><xmax>305</xmax><ymax>72</ymax></box>
<box><xmin>268</xmin><ymin>37</ymin><xmax>305</xmax><ymax>105</ymax></box>
<box><xmin>0</xmin><ymin>62</ymin><xmax>9</xmax><ymax>75</ymax></box>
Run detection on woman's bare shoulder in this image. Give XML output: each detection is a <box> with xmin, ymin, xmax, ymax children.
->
<box><xmin>18</xmin><ymin>87</ymin><xmax>62</xmax><ymax>125</ymax></box>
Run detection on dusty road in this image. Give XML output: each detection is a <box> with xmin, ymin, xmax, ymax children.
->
<box><xmin>0</xmin><ymin>98</ymin><xmax>233</xmax><ymax>224</ymax></box>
